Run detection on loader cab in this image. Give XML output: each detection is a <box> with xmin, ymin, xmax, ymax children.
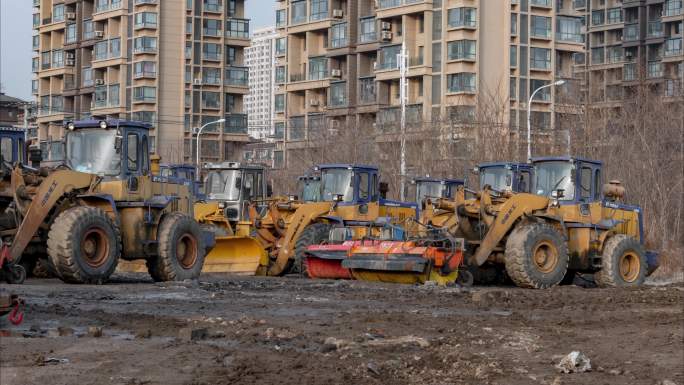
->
<box><xmin>317</xmin><ymin>164</ymin><xmax>380</xmax><ymax>205</ymax></box>
<box><xmin>413</xmin><ymin>177</ymin><xmax>464</xmax><ymax>205</ymax></box>
<box><xmin>532</xmin><ymin>157</ymin><xmax>603</xmax><ymax>204</ymax></box>
<box><xmin>297</xmin><ymin>175</ymin><xmax>321</xmax><ymax>202</ymax></box>
<box><xmin>39</xmin><ymin>139</ymin><xmax>66</xmax><ymax>168</ymax></box>
<box><xmin>477</xmin><ymin>162</ymin><xmax>534</xmax><ymax>193</ymax></box>
<box><xmin>0</xmin><ymin>127</ymin><xmax>27</xmax><ymax>165</ymax></box>
<box><xmin>159</xmin><ymin>164</ymin><xmax>202</xmax><ymax>199</ymax></box>
<box><xmin>64</xmin><ymin>120</ymin><xmax>151</xmax><ymax>179</ymax></box>
<box><xmin>203</xmin><ymin>162</ymin><xmax>267</xmax><ymax>222</ymax></box>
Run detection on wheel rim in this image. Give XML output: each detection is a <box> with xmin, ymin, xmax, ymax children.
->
<box><xmin>532</xmin><ymin>240</ymin><xmax>559</xmax><ymax>274</ymax></box>
<box><xmin>619</xmin><ymin>251</ymin><xmax>640</xmax><ymax>282</ymax></box>
<box><xmin>80</xmin><ymin>228</ymin><xmax>110</xmax><ymax>268</ymax></box>
<box><xmin>176</xmin><ymin>233</ymin><xmax>198</xmax><ymax>269</ymax></box>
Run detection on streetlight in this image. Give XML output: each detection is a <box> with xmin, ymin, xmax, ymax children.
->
<box><xmin>527</xmin><ymin>80</ymin><xmax>566</xmax><ymax>161</ymax></box>
<box><xmin>195</xmin><ymin>118</ymin><xmax>226</xmax><ymax>180</ymax></box>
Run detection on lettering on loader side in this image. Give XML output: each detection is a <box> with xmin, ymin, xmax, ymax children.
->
<box><xmin>501</xmin><ymin>204</ymin><xmax>517</xmax><ymax>225</ymax></box>
<box><xmin>41</xmin><ymin>181</ymin><xmax>59</xmax><ymax>206</ymax></box>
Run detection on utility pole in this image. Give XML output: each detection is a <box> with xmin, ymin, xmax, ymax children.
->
<box><xmin>398</xmin><ymin>40</ymin><xmax>409</xmax><ymax>201</ymax></box>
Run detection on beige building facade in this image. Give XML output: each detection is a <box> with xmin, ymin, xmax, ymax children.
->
<box><xmin>32</xmin><ymin>0</ymin><xmax>251</xmax><ymax>163</ymax></box>
<box><xmin>272</xmin><ymin>0</ymin><xmax>586</xmax><ymax>167</ymax></box>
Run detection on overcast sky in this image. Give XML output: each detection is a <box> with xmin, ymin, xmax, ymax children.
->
<box><xmin>0</xmin><ymin>1</ymin><xmax>274</xmax><ymax>101</ymax></box>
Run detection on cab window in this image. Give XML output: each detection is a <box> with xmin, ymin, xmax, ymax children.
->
<box><xmin>0</xmin><ymin>137</ymin><xmax>13</xmax><ymax>162</ymax></box>
<box><xmin>243</xmin><ymin>172</ymin><xmax>255</xmax><ymax>199</ymax></box>
<box><xmin>519</xmin><ymin>171</ymin><xmax>531</xmax><ymax>193</ymax></box>
<box><xmin>580</xmin><ymin>167</ymin><xmax>592</xmax><ymax>200</ymax></box>
<box><xmin>371</xmin><ymin>174</ymin><xmax>378</xmax><ymax>201</ymax></box>
<box><xmin>127</xmin><ymin>133</ymin><xmax>139</xmax><ymax>172</ymax></box>
<box><xmin>256</xmin><ymin>172</ymin><xmax>264</xmax><ymax>199</ymax></box>
<box><xmin>594</xmin><ymin>169</ymin><xmax>602</xmax><ymax>200</ymax></box>
<box><xmin>141</xmin><ymin>136</ymin><xmax>149</xmax><ymax>174</ymax></box>
<box><xmin>358</xmin><ymin>172</ymin><xmax>370</xmax><ymax>201</ymax></box>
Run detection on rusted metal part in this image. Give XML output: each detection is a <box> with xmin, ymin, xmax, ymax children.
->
<box><xmin>0</xmin><ymin>290</ymin><xmax>24</xmax><ymax>325</ymax></box>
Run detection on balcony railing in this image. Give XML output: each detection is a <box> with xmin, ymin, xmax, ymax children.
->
<box><xmin>530</xmin><ymin>0</ymin><xmax>552</xmax><ymax>6</ymax></box>
<box><xmin>290</xmin><ymin>73</ymin><xmax>306</xmax><ymax>82</ymax></box>
<box><xmin>573</xmin><ymin>0</ymin><xmax>586</xmax><ymax>9</ymax></box>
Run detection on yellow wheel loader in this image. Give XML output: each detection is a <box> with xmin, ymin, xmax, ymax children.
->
<box><xmin>0</xmin><ymin>120</ymin><xmax>213</xmax><ymax>284</ymax></box>
<box><xmin>347</xmin><ymin>157</ymin><xmax>658</xmax><ymax>289</ymax></box>
<box><xmin>253</xmin><ymin>164</ymin><xmax>418</xmax><ymax>277</ymax></box>
<box><xmin>194</xmin><ymin>162</ymin><xmax>270</xmax><ymax>274</ymax></box>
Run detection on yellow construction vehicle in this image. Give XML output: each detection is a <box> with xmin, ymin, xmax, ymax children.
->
<box><xmin>0</xmin><ymin>119</ymin><xmax>212</xmax><ymax>284</ymax></box>
<box><xmin>194</xmin><ymin>162</ymin><xmax>270</xmax><ymax>274</ymax></box>
<box><xmin>253</xmin><ymin>164</ymin><xmax>418</xmax><ymax>277</ymax></box>
<box><xmin>342</xmin><ymin>157</ymin><xmax>658</xmax><ymax>288</ymax></box>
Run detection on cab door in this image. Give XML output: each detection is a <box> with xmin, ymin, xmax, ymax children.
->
<box><xmin>124</xmin><ymin>131</ymin><xmax>151</xmax><ymax>202</ymax></box>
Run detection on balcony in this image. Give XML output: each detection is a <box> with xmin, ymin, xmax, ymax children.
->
<box><xmin>624</xmin><ymin>24</ymin><xmax>640</xmax><ymax>41</ymax></box>
<box><xmin>224</xmin><ymin>114</ymin><xmax>248</xmax><ymax>134</ymax></box>
<box><xmin>665</xmin><ymin>38</ymin><xmax>683</xmax><ymax>57</ymax></box>
<box><xmin>225</xmin><ymin>67</ymin><xmax>248</xmax><ymax>87</ymax></box>
<box><xmin>225</xmin><ymin>18</ymin><xmax>249</xmax><ymax>39</ymax></box>
<box><xmin>647</xmin><ymin>21</ymin><xmax>663</xmax><ymax>38</ymax></box>
<box><xmin>663</xmin><ymin>0</ymin><xmax>683</xmax><ymax>16</ymax></box>
<box><xmin>647</xmin><ymin>61</ymin><xmax>662</xmax><ymax>78</ymax></box>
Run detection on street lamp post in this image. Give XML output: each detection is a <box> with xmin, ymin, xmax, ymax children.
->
<box><xmin>527</xmin><ymin>80</ymin><xmax>566</xmax><ymax>161</ymax></box>
<box><xmin>195</xmin><ymin>118</ymin><xmax>226</xmax><ymax>180</ymax></box>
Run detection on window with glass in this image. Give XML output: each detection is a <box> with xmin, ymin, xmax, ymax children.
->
<box><xmin>133</xmin><ymin>61</ymin><xmax>156</xmax><ymax>79</ymax></box>
<box><xmin>447</xmin><ymin>8</ymin><xmax>476</xmax><ymax>28</ymax></box>
<box><xmin>66</xmin><ymin>129</ymin><xmax>121</xmax><ymax>175</ymax></box>
<box><xmin>359</xmin><ymin>17</ymin><xmax>376</xmax><ymax>43</ymax></box>
<box><xmin>275</xmin><ymin>66</ymin><xmax>286</xmax><ymax>83</ymax></box>
<box><xmin>447</xmin><ymin>40</ymin><xmax>476</xmax><ymax>61</ymax></box>
<box><xmin>94</xmin><ymin>41</ymin><xmax>108</xmax><ymax>60</ymax></box>
<box><xmin>53</xmin><ymin>4</ymin><xmax>65</xmax><ymax>22</ymax></box>
<box><xmin>274</xmin><ymin>94</ymin><xmax>285</xmax><ymax>112</ymax></box>
<box><xmin>311</xmin><ymin>0</ymin><xmax>329</xmax><ymax>21</ymax></box>
<box><xmin>52</xmin><ymin>50</ymin><xmax>64</xmax><ymax>67</ymax></box>
<box><xmin>135</xmin><ymin>12</ymin><xmax>158</xmax><ymax>28</ymax></box>
<box><xmin>83</xmin><ymin>19</ymin><xmax>94</xmax><ymax>40</ymax></box>
<box><xmin>531</xmin><ymin>16</ymin><xmax>552</xmax><ymax>38</ymax></box>
<box><xmin>447</xmin><ymin>73</ymin><xmax>476</xmax><ymax>93</ymax></box>
<box><xmin>607</xmin><ymin>8</ymin><xmax>622</xmax><ymax>24</ymax></box>
<box><xmin>226</xmin><ymin>18</ymin><xmax>249</xmax><ymax>38</ymax></box>
<box><xmin>530</xmin><ymin>79</ymin><xmax>550</xmax><ymax>101</ymax></box>
<box><xmin>276</xmin><ymin>9</ymin><xmax>287</xmax><ymax>27</ymax></box>
<box><xmin>359</xmin><ymin>77</ymin><xmax>376</xmax><ymax>104</ymax></box>
<box><xmin>530</xmin><ymin>47</ymin><xmax>551</xmax><ymax>69</ymax></box>
<box><xmin>227</xmin><ymin>0</ymin><xmax>236</xmax><ymax>16</ymax></box>
<box><xmin>331</xmin><ymin>23</ymin><xmax>348</xmax><ymax>48</ymax></box>
<box><xmin>534</xmin><ymin>161</ymin><xmax>575</xmax><ymax>200</ymax></box>
<box><xmin>275</xmin><ymin>37</ymin><xmax>287</xmax><ymax>55</ymax></box>
<box><xmin>134</xmin><ymin>37</ymin><xmax>157</xmax><ymax>53</ymax></box>
<box><xmin>65</xmin><ymin>24</ymin><xmax>77</xmax><ymax>44</ymax></box>
<box><xmin>510</xmin><ymin>45</ymin><xmax>517</xmax><ymax>67</ymax></box>
<box><xmin>202</xmin><ymin>91</ymin><xmax>220</xmax><ymax>109</ymax></box>
<box><xmin>510</xmin><ymin>77</ymin><xmax>517</xmax><ymax>100</ymax></box>
<box><xmin>83</xmin><ymin>67</ymin><xmax>93</xmax><ymax>86</ymax></box>
<box><xmin>591</xmin><ymin>47</ymin><xmax>604</xmax><ymax>64</ymax></box>
<box><xmin>108</xmin><ymin>84</ymin><xmax>120</xmax><ymax>106</ymax></box>
<box><xmin>203</xmin><ymin>68</ymin><xmax>221</xmax><ymax>85</ymax></box>
<box><xmin>309</xmin><ymin>57</ymin><xmax>328</xmax><ymax>80</ymax></box>
<box><xmin>32</xmin><ymin>58</ymin><xmax>39</xmax><ymax>72</ymax></box>
<box><xmin>511</xmin><ymin>13</ymin><xmax>518</xmax><ymax>35</ymax></box>
<box><xmin>203</xmin><ymin>43</ymin><xmax>221</xmax><ymax>60</ymax></box>
<box><xmin>110</xmin><ymin>38</ymin><xmax>120</xmax><ymax>57</ymax></box>
<box><xmin>133</xmin><ymin>86</ymin><xmax>156</xmax><ymax>102</ymax></box>
<box><xmin>204</xmin><ymin>0</ymin><xmax>222</xmax><ymax>12</ymax></box>
<box><xmin>556</xmin><ymin>16</ymin><xmax>582</xmax><ymax>42</ymax></box>
<box><xmin>329</xmin><ymin>82</ymin><xmax>347</xmax><ymax>107</ymax></box>
<box><xmin>379</xmin><ymin>45</ymin><xmax>400</xmax><ymax>70</ymax></box>
<box><xmin>225</xmin><ymin>67</ymin><xmax>248</xmax><ymax>86</ymax></box>
<box><xmin>291</xmin><ymin>0</ymin><xmax>307</xmax><ymax>24</ymax></box>
<box><xmin>203</xmin><ymin>19</ymin><xmax>221</xmax><ymax>36</ymax></box>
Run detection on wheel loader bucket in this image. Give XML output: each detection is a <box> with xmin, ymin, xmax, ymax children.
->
<box><xmin>202</xmin><ymin>235</ymin><xmax>268</xmax><ymax>275</ymax></box>
<box><xmin>116</xmin><ymin>236</ymin><xmax>268</xmax><ymax>276</ymax></box>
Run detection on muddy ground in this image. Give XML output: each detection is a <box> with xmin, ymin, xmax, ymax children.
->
<box><xmin>0</xmin><ymin>274</ymin><xmax>682</xmax><ymax>385</ymax></box>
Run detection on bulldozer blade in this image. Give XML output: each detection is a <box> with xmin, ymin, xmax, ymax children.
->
<box><xmin>203</xmin><ymin>236</ymin><xmax>268</xmax><ymax>275</ymax></box>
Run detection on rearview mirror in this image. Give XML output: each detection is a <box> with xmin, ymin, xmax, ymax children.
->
<box><xmin>114</xmin><ymin>136</ymin><xmax>123</xmax><ymax>153</ymax></box>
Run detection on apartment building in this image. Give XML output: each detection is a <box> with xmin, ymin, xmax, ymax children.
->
<box><xmin>245</xmin><ymin>26</ymin><xmax>278</xmax><ymax>140</ymax></box>
<box><xmin>31</xmin><ymin>0</ymin><xmax>251</xmax><ymax>163</ymax></box>
<box><xmin>583</xmin><ymin>0</ymin><xmax>683</xmax><ymax>106</ymax></box>
<box><xmin>272</xmin><ymin>0</ymin><xmax>585</xmax><ymax>168</ymax></box>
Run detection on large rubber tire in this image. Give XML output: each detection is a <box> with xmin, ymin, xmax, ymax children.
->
<box><xmin>47</xmin><ymin>207</ymin><xmax>120</xmax><ymax>284</ymax></box>
<box><xmin>147</xmin><ymin>213</ymin><xmax>205</xmax><ymax>282</ymax></box>
<box><xmin>504</xmin><ymin>222</ymin><xmax>569</xmax><ymax>289</ymax></box>
<box><xmin>292</xmin><ymin>223</ymin><xmax>331</xmax><ymax>276</ymax></box>
<box><xmin>594</xmin><ymin>235</ymin><xmax>646</xmax><ymax>287</ymax></box>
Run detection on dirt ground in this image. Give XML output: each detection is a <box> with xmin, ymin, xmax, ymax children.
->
<box><xmin>0</xmin><ymin>274</ymin><xmax>682</xmax><ymax>385</ymax></box>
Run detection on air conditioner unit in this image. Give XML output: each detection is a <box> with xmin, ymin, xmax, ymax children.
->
<box><xmin>381</xmin><ymin>31</ymin><xmax>393</xmax><ymax>41</ymax></box>
<box><xmin>94</xmin><ymin>31</ymin><xmax>104</xmax><ymax>38</ymax></box>
<box><xmin>66</xmin><ymin>52</ymin><xmax>75</xmax><ymax>59</ymax></box>
<box><xmin>309</xmin><ymin>99</ymin><xmax>320</xmax><ymax>107</ymax></box>
<box><xmin>193</xmin><ymin>78</ymin><xmax>203</xmax><ymax>85</ymax></box>
<box><xmin>332</xmin><ymin>9</ymin><xmax>344</xmax><ymax>18</ymax></box>
<box><xmin>95</xmin><ymin>79</ymin><xmax>105</xmax><ymax>85</ymax></box>
<box><xmin>381</xmin><ymin>21</ymin><xmax>392</xmax><ymax>31</ymax></box>
<box><xmin>66</xmin><ymin>12</ymin><xmax>76</xmax><ymax>21</ymax></box>
<box><xmin>331</xmin><ymin>69</ymin><xmax>342</xmax><ymax>78</ymax></box>
<box><xmin>65</xmin><ymin>59</ymin><xmax>75</xmax><ymax>66</ymax></box>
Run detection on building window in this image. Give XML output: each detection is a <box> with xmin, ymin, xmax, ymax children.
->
<box><xmin>510</xmin><ymin>77</ymin><xmax>517</xmax><ymax>100</ymax></box>
<box><xmin>447</xmin><ymin>73</ymin><xmax>476</xmax><ymax>93</ymax></box>
<box><xmin>359</xmin><ymin>17</ymin><xmax>376</xmax><ymax>43</ymax></box>
<box><xmin>447</xmin><ymin>8</ymin><xmax>476</xmax><ymax>28</ymax></box>
<box><xmin>226</xmin><ymin>18</ymin><xmax>249</xmax><ymax>38</ymax></box>
<box><xmin>274</xmin><ymin>94</ymin><xmax>285</xmax><ymax>113</ymax></box>
<box><xmin>311</xmin><ymin>0</ymin><xmax>329</xmax><ymax>21</ymax></box>
<box><xmin>591</xmin><ymin>10</ymin><xmax>605</xmax><ymax>26</ymax></box>
<box><xmin>275</xmin><ymin>66</ymin><xmax>286</xmax><ymax>83</ymax></box>
<box><xmin>291</xmin><ymin>0</ymin><xmax>307</xmax><ymax>24</ymax></box>
<box><xmin>53</xmin><ymin>4</ymin><xmax>65</xmax><ymax>22</ymax></box>
<box><xmin>530</xmin><ymin>111</ymin><xmax>551</xmax><ymax>130</ymax></box>
<box><xmin>134</xmin><ymin>36</ymin><xmax>157</xmax><ymax>53</ymax></box>
<box><xmin>607</xmin><ymin>8</ymin><xmax>623</xmax><ymax>24</ymax></box>
<box><xmin>227</xmin><ymin>0</ymin><xmax>237</xmax><ymax>16</ymax></box>
<box><xmin>530</xmin><ymin>47</ymin><xmax>551</xmax><ymax>69</ymax></box>
<box><xmin>276</xmin><ymin>9</ymin><xmax>287</xmax><ymax>27</ymax></box>
<box><xmin>556</xmin><ymin>16</ymin><xmax>582</xmax><ymax>43</ymax></box>
<box><xmin>203</xmin><ymin>18</ymin><xmax>221</xmax><ymax>36</ymax></box>
<box><xmin>275</xmin><ymin>37</ymin><xmax>286</xmax><ymax>55</ymax></box>
<box><xmin>330</xmin><ymin>23</ymin><xmax>348</xmax><ymax>48</ymax></box>
<box><xmin>202</xmin><ymin>91</ymin><xmax>220</xmax><ymax>109</ymax></box>
<box><xmin>379</xmin><ymin>45</ymin><xmax>400</xmax><ymax>70</ymax></box>
<box><xmin>530</xmin><ymin>79</ymin><xmax>551</xmax><ymax>101</ymax></box>
<box><xmin>447</xmin><ymin>40</ymin><xmax>476</xmax><ymax>61</ymax></box>
<box><xmin>52</xmin><ymin>50</ymin><xmax>64</xmax><ymax>68</ymax></box>
<box><xmin>203</xmin><ymin>67</ymin><xmax>222</xmax><ymax>85</ymax></box>
<box><xmin>531</xmin><ymin>16</ymin><xmax>552</xmax><ymax>38</ymax></box>
<box><xmin>135</xmin><ymin>12</ymin><xmax>158</xmax><ymax>29</ymax></box>
<box><xmin>203</xmin><ymin>43</ymin><xmax>221</xmax><ymax>60</ymax></box>
<box><xmin>510</xmin><ymin>45</ymin><xmax>517</xmax><ymax>67</ymax></box>
<box><xmin>511</xmin><ymin>13</ymin><xmax>517</xmax><ymax>35</ymax></box>
<box><xmin>308</xmin><ymin>57</ymin><xmax>328</xmax><ymax>80</ymax></box>
<box><xmin>65</xmin><ymin>24</ymin><xmax>77</xmax><ymax>44</ymax></box>
<box><xmin>83</xmin><ymin>19</ymin><xmax>94</xmax><ymax>40</ymax></box>
<box><xmin>109</xmin><ymin>84</ymin><xmax>120</xmax><ymax>106</ymax></box>
<box><xmin>590</xmin><ymin>47</ymin><xmax>604</xmax><ymax>64</ymax></box>
<box><xmin>133</xmin><ymin>86</ymin><xmax>157</xmax><ymax>102</ymax></box>
<box><xmin>203</xmin><ymin>0</ymin><xmax>222</xmax><ymax>13</ymax></box>
<box><xmin>329</xmin><ymin>82</ymin><xmax>347</xmax><ymax>107</ymax></box>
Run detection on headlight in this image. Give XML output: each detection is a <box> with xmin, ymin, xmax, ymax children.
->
<box><xmin>218</xmin><ymin>202</ymin><xmax>226</xmax><ymax>209</ymax></box>
<box><xmin>99</xmin><ymin>121</ymin><xmax>108</xmax><ymax>129</ymax></box>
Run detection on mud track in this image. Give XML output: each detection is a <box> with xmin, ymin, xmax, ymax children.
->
<box><xmin>1</xmin><ymin>275</ymin><xmax>682</xmax><ymax>385</ymax></box>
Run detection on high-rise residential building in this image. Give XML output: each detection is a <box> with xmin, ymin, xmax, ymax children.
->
<box><xmin>582</xmin><ymin>0</ymin><xmax>683</xmax><ymax>106</ymax></box>
<box><xmin>31</xmin><ymin>0</ymin><xmax>251</xmax><ymax>163</ymax></box>
<box><xmin>245</xmin><ymin>26</ymin><xmax>278</xmax><ymax>140</ymax></box>
<box><xmin>272</xmin><ymin>0</ymin><xmax>586</xmax><ymax>168</ymax></box>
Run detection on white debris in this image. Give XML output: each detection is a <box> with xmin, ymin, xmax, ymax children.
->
<box><xmin>555</xmin><ymin>351</ymin><xmax>592</xmax><ymax>374</ymax></box>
